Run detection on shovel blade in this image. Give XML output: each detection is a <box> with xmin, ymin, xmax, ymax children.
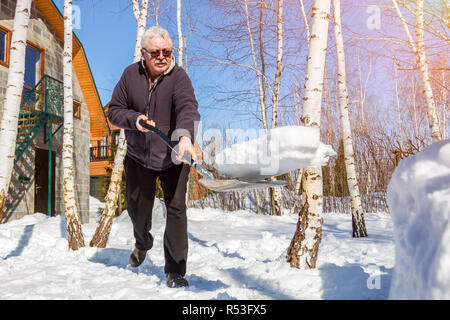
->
<box><xmin>198</xmin><ymin>178</ymin><xmax>287</xmax><ymax>192</ymax></box>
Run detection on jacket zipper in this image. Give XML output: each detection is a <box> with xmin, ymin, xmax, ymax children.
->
<box><xmin>146</xmin><ymin>79</ymin><xmax>159</xmax><ymax>165</ymax></box>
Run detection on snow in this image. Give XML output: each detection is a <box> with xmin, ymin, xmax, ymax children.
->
<box><xmin>0</xmin><ymin>196</ymin><xmax>394</xmax><ymax>299</ymax></box>
<box><xmin>2</xmin><ymin>137</ymin><xmax>449</xmax><ymax>300</ymax></box>
<box><xmin>213</xmin><ymin>126</ymin><xmax>336</xmax><ymax>180</ymax></box>
<box><xmin>387</xmin><ymin>139</ymin><xmax>450</xmax><ymax>299</ymax></box>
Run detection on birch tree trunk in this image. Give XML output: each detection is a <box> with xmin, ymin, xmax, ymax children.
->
<box><xmin>243</xmin><ymin>0</ymin><xmax>268</xmax><ymax>131</ymax></box>
<box><xmin>290</xmin><ymin>0</ymin><xmax>310</xmax><ymax>215</ymax></box>
<box><xmin>392</xmin><ymin>0</ymin><xmax>442</xmax><ymax>142</ymax></box>
<box><xmin>299</xmin><ymin>0</ymin><xmax>310</xmax><ymax>46</ymax></box>
<box><xmin>258</xmin><ymin>0</ymin><xmax>268</xmax><ymax>131</ymax></box>
<box><xmin>441</xmin><ymin>64</ymin><xmax>447</xmax><ymax>139</ymax></box>
<box><xmin>0</xmin><ymin>0</ymin><xmax>32</xmax><ymax>221</ymax></box>
<box><xmin>271</xmin><ymin>0</ymin><xmax>283</xmax><ymax>130</ymax></box>
<box><xmin>63</xmin><ymin>0</ymin><xmax>85</xmax><ymax>250</ymax></box>
<box><xmin>132</xmin><ymin>0</ymin><xmax>149</xmax><ymax>64</ymax></box>
<box><xmin>177</xmin><ymin>0</ymin><xmax>183</xmax><ymax>67</ymax></box>
<box><xmin>290</xmin><ymin>0</ymin><xmax>310</xmax><ymax>214</ymax></box>
<box><xmin>286</xmin><ymin>0</ymin><xmax>331</xmax><ymax>269</ymax></box>
<box><xmin>414</xmin><ymin>0</ymin><xmax>442</xmax><ymax>141</ymax></box>
<box><xmin>269</xmin><ymin>0</ymin><xmax>284</xmax><ymax>216</ymax></box>
<box><xmin>90</xmin><ymin>0</ymin><xmax>148</xmax><ymax>248</ymax></box>
<box><xmin>333</xmin><ymin>0</ymin><xmax>367</xmax><ymax>238</ymax></box>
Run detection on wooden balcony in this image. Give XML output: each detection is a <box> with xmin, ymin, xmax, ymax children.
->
<box><xmin>90</xmin><ymin>145</ymin><xmax>113</xmax><ymax>162</ymax></box>
<box><xmin>90</xmin><ymin>145</ymin><xmax>113</xmax><ymax>176</ymax></box>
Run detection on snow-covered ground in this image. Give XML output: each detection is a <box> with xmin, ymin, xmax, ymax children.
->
<box><xmin>0</xmin><ymin>196</ymin><xmax>393</xmax><ymax>300</ymax></box>
<box><xmin>2</xmin><ymin>134</ymin><xmax>448</xmax><ymax>300</ymax></box>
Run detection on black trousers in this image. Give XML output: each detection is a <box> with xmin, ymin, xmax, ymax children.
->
<box><xmin>124</xmin><ymin>155</ymin><xmax>190</xmax><ymax>276</ymax></box>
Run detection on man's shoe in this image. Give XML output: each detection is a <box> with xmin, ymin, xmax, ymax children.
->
<box><xmin>129</xmin><ymin>248</ymin><xmax>147</xmax><ymax>267</ymax></box>
<box><xmin>166</xmin><ymin>273</ymin><xmax>189</xmax><ymax>288</ymax></box>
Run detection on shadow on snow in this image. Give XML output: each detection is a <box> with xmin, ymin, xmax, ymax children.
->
<box><xmin>319</xmin><ymin>263</ymin><xmax>393</xmax><ymax>300</ymax></box>
<box><xmin>3</xmin><ymin>224</ymin><xmax>35</xmax><ymax>260</ymax></box>
<box><xmin>87</xmin><ymin>247</ymin><xmax>228</xmax><ymax>292</ymax></box>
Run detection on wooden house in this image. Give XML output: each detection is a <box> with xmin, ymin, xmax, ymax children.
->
<box><xmin>0</xmin><ymin>0</ymin><xmax>109</xmax><ymax>223</ymax></box>
<box><xmin>89</xmin><ymin>103</ymin><xmax>119</xmax><ymax>201</ymax></box>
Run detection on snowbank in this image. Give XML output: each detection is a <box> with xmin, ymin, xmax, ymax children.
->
<box><xmin>387</xmin><ymin>139</ymin><xmax>450</xmax><ymax>299</ymax></box>
<box><xmin>214</xmin><ymin>126</ymin><xmax>336</xmax><ymax>180</ymax></box>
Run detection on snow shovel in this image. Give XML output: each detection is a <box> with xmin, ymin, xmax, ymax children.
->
<box><xmin>138</xmin><ymin>120</ymin><xmax>287</xmax><ymax>192</ymax></box>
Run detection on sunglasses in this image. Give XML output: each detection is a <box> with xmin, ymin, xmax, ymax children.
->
<box><xmin>143</xmin><ymin>48</ymin><xmax>172</xmax><ymax>58</ymax></box>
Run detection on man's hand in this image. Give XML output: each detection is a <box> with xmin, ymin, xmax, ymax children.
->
<box><xmin>136</xmin><ymin>114</ymin><xmax>156</xmax><ymax>133</ymax></box>
<box><xmin>177</xmin><ymin>136</ymin><xmax>197</xmax><ymax>162</ymax></box>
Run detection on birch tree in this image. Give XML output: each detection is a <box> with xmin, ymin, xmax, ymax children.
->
<box><xmin>243</xmin><ymin>0</ymin><xmax>268</xmax><ymax>130</ymax></box>
<box><xmin>132</xmin><ymin>0</ymin><xmax>149</xmax><ymax>63</ymax></box>
<box><xmin>177</xmin><ymin>0</ymin><xmax>183</xmax><ymax>67</ymax></box>
<box><xmin>241</xmin><ymin>0</ymin><xmax>284</xmax><ymax>216</ymax></box>
<box><xmin>148</xmin><ymin>0</ymin><xmax>162</xmax><ymax>26</ymax></box>
<box><xmin>0</xmin><ymin>0</ymin><xmax>32</xmax><ymax>222</ymax></box>
<box><xmin>392</xmin><ymin>0</ymin><xmax>442</xmax><ymax>142</ymax></box>
<box><xmin>332</xmin><ymin>0</ymin><xmax>367</xmax><ymax>238</ymax></box>
<box><xmin>269</xmin><ymin>0</ymin><xmax>284</xmax><ymax>216</ymax></box>
<box><xmin>63</xmin><ymin>0</ymin><xmax>85</xmax><ymax>250</ymax></box>
<box><xmin>290</xmin><ymin>0</ymin><xmax>310</xmax><ymax>213</ymax></box>
<box><xmin>90</xmin><ymin>0</ymin><xmax>148</xmax><ymax>248</ymax></box>
<box><xmin>299</xmin><ymin>0</ymin><xmax>310</xmax><ymax>46</ymax></box>
<box><xmin>414</xmin><ymin>0</ymin><xmax>442</xmax><ymax>142</ymax></box>
<box><xmin>286</xmin><ymin>0</ymin><xmax>331</xmax><ymax>269</ymax></box>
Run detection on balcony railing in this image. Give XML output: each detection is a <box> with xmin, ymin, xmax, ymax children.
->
<box><xmin>90</xmin><ymin>145</ymin><xmax>113</xmax><ymax>162</ymax></box>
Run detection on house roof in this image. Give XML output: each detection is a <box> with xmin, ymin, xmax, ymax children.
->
<box><xmin>34</xmin><ymin>0</ymin><xmax>110</xmax><ymax>139</ymax></box>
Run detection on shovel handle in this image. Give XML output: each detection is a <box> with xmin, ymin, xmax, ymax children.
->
<box><xmin>138</xmin><ymin>119</ymin><xmax>214</xmax><ymax>180</ymax></box>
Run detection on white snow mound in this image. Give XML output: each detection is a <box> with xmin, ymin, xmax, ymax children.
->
<box><xmin>214</xmin><ymin>126</ymin><xmax>336</xmax><ymax>180</ymax></box>
<box><xmin>387</xmin><ymin>139</ymin><xmax>450</xmax><ymax>299</ymax></box>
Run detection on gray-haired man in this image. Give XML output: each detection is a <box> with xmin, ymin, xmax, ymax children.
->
<box><xmin>108</xmin><ymin>26</ymin><xmax>200</xmax><ymax>288</ymax></box>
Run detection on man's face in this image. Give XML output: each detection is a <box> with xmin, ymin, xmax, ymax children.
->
<box><xmin>141</xmin><ymin>37</ymin><xmax>172</xmax><ymax>79</ymax></box>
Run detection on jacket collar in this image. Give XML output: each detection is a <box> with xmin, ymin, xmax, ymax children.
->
<box><xmin>140</xmin><ymin>55</ymin><xmax>176</xmax><ymax>80</ymax></box>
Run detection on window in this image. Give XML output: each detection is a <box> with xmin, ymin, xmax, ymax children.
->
<box><xmin>112</xmin><ymin>130</ymin><xmax>120</xmax><ymax>145</ymax></box>
<box><xmin>73</xmin><ymin>100</ymin><xmax>81</xmax><ymax>119</ymax></box>
<box><xmin>99</xmin><ymin>137</ymin><xmax>108</xmax><ymax>158</ymax></box>
<box><xmin>0</xmin><ymin>26</ymin><xmax>11</xmax><ymax>67</ymax></box>
<box><xmin>24</xmin><ymin>42</ymin><xmax>44</xmax><ymax>90</ymax></box>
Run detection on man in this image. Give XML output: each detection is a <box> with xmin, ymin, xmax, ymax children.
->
<box><xmin>108</xmin><ymin>26</ymin><xmax>200</xmax><ymax>288</ymax></box>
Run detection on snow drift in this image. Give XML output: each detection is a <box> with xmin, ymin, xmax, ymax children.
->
<box><xmin>387</xmin><ymin>139</ymin><xmax>450</xmax><ymax>299</ymax></box>
<box><xmin>213</xmin><ymin>126</ymin><xmax>336</xmax><ymax>180</ymax></box>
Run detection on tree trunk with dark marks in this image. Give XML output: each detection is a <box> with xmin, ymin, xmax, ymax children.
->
<box><xmin>333</xmin><ymin>0</ymin><xmax>367</xmax><ymax>238</ymax></box>
<box><xmin>286</xmin><ymin>0</ymin><xmax>331</xmax><ymax>269</ymax></box>
<box><xmin>0</xmin><ymin>0</ymin><xmax>32</xmax><ymax>222</ymax></box>
<box><xmin>63</xmin><ymin>0</ymin><xmax>85</xmax><ymax>250</ymax></box>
